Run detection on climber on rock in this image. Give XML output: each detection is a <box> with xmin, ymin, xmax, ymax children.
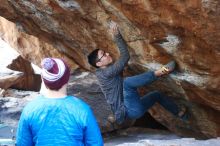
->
<box><xmin>87</xmin><ymin>21</ymin><xmax>187</xmax><ymax>125</ymax></box>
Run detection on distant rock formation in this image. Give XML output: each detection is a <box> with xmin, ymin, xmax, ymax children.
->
<box><xmin>0</xmin><ymin>69</ymin><xmax>23</xmax><ymax>90</ymax></box>
<box><xmin>7</xmin><ymin>56</ymin><xmax>41</xmax><ymax>91</ymax></box>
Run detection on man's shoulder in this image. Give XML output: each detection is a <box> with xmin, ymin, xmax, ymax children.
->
<box><xmin>22</xmin><ymin>96</ymin><xmax>43</xmax><ymax>110</ymax></box>
<box><xmin>95</xmin><ymin>68</ymin><xmax>105</xmax><ymax>77</ymax></box>
<box><xmin>95</xmin><ymin>66</ymin><xmax>115</xmax><ymax>77</ymax></box>
<box><xmin>67</xmin><ymin>96</ymin><xmax>90</xmax><ymax>110</ymax></box>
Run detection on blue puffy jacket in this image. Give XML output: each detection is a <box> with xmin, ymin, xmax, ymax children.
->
<box><xmin>16</xmin><ymin>95</ymin><xmax>103</xmax><ymax>146</ymax></box>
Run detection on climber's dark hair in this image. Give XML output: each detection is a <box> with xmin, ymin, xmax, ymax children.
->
<box><xmin>87</xmin><ymin>49</ymin><xmax>100</xmax><ymax>68</ymax></box>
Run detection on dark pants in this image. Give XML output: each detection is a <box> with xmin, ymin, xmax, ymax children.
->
<box><xmin>123</xmin><ymin>71</ymin><xmax>179</xmax><ymax>119</ymax></box>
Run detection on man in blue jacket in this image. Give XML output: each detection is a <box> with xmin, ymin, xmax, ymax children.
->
<box><xmin>88</xmin><ymin>21</ymin><xmax>186</xmax><ymax>124</ymax></box>
<box><xmin>16</xmin><ymin>58</ymin><xmax>103</xmax><ymax>146</ymax></box>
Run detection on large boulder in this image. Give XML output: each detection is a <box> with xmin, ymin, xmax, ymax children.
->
<box><xmin>0</xmin><ymin>0</ymin><xmax>219</xmax><ymax>138</ymax></box>
<box><xmin>0</xmin><ymin>69</ymin><xmax>23</xmax><ymax>90</ymax></box>
<box><xmin>7</xmin><ymin>55</ymin><xmax>41</xmax><ymax>91</ymax></box>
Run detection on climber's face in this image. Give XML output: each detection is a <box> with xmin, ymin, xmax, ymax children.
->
<box><xmin>96</xmin><ymin>49</ymin><xmax>113</xmax><ymax>68</ymax></box>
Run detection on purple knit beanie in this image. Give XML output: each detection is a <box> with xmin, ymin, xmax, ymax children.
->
<box><xmin>41</xmin><ymin>58</ymin><xmax>70</xmax><ymax>90</ymax></box>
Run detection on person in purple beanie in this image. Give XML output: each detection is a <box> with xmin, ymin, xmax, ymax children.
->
<box><xmin>16</xmin><ymin>58</ymin><xmax>103</xmax><ymax>146</ymax></box>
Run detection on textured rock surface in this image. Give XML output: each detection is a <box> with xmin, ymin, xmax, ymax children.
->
<box><xmin>0</xmin><ymin>16</ymin><xmax>78</xmax><ymax>70</ymax></box>
<box><xmin>0</xmin><ymin>0</ymin><xmax>219</xmax><ymax>138</ymax></box>
<box><xmin>7</xmin><ymin>56</ymin><xmax>41</xmax><ymax>91</ymax></box>
<box><xmin>0</xmin><ymin>70</ymin><xmax>23</xmax><ymax>90</ymax></box>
